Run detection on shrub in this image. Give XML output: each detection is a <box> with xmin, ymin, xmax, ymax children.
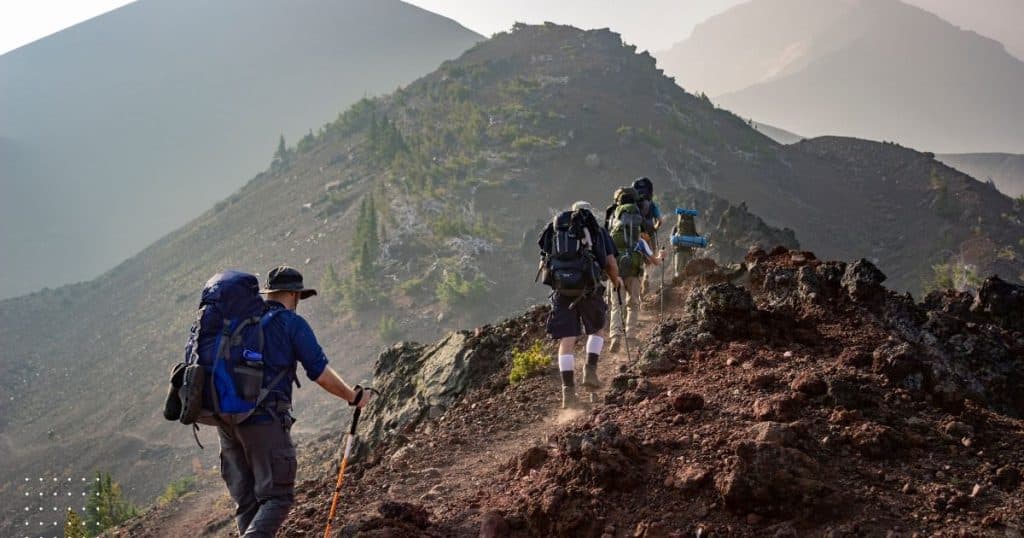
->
<box><xmin>509</xmin><ymin>341</ymin><xmax>550</xmax><ymax>384</ymax></box>
<box><xmin>435</xmin><ymin>270</ymin><xmax>488</xmax><ymax>309</ymax></box>
<box><xmin>157</xmin><ymin>475</ymin><xmax>196</xmax><ymax>506</ymax></box>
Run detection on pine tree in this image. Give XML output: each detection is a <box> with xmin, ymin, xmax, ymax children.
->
<box><xmin>64</xmin><ymin>508</ymin><xmax>87</xmax><ymax>538</ymax></box>
<box><xmin>273</xmin><ymin>134</ymin><xmax>288</xmax><ymax>168</ymax></box>
<box><xmin>357</xmin><ymin>240</ymin><xmax>374</xmax><ymax>279</ymax></box>
<box><xmin>85</xmin><ymin>471</ymin><xmax>138</xmax><ymax>536</ymax></box>
<box><xmin>367</xmin><ymin>196</ymin><xmax>379</xmax><ymax>252</ymax></box>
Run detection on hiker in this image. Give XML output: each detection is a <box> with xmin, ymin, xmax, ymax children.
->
<box><xmin>672</xmin><ymin>209</ymin><xmax>700</xmax><ymax>281</ymax></box>
<box><xmin>217</xmin><ymin>266</ymin><xmax>373</xmax><ymax>537</ymax></box>
<box><xmin>631</xmin><ymin>177</ymin><xmax>663</xmax><ymax>295</ymax></box>
<box><xmin>538</xmin><ymin>201</ymin><xmax>622</xmax><ymax>408</ymax></box>
<box><xmin>605</xmin><ymin>186</ymin><xmax>659</xmax><ymax>352</ymax></box>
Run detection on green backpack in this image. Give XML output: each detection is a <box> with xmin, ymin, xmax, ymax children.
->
<box><xmin>610</xmin><ymin>203</ymin><xmax>645</xmax><ymax>278</ymax></box>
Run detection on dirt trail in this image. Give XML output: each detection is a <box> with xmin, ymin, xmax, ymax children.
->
<box><xmin>334</xmin><ymin>295</ymin><xmax>663</xmax><ymax>535</ymax></box>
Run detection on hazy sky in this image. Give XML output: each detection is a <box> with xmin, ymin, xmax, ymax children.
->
<box><xmin>404</xmin><ymin>0</ymin><xmax>748</xmax><ymax>51</ymax></box>
<box><xmin>0</xmin><ymin>0</ymin><xmax>747</xmax><ymax>56</ymax></box>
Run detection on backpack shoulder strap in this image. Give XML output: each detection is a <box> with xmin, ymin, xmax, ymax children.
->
<box><xmin>257</xmin><ymin>307</ymin><xmax>301</xmax><ymax>389</ymax></box>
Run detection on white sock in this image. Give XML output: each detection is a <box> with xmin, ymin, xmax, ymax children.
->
<box><xmin>586</xmin><ymin>335</ymin><xmax>604</xmax><ymax>355</ymax></box>
<box><xmin>558</xmin><ymin>354</ymin><xmax>575</xmax><ymax>372</ymax></box>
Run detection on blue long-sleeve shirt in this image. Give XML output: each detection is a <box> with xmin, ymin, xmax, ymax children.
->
<box><xmin>246</xmin><ymin>301</ymin><xmax>329</xmax><ymax>422</ymax></box>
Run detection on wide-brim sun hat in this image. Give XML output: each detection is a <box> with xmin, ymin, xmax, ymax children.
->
<box><xmin>259</xmin><ymin>265</ymin><xmax>318</xmax><ymax>299</ymax></box>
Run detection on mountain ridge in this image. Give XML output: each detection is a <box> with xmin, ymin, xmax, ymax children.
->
<box><xmin>657</xmin><ymin>0</ymin><xmax>1024</xmax><ymax>154</ymax></box>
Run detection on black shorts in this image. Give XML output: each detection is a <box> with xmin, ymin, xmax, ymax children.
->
<box><xmin>546</xmin><ymin>290</ymin><xmax>608</xmax><ymax>339</ymax></box>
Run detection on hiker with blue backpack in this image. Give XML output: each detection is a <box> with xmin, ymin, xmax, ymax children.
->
<box><xmin>604</xmin><ymin>186</ymin><xmax>664</xmax><ymax>352</ymax></box>
<box><xmin>164</xmin><ymin>266</ymin><xmax>372</xmax><ymax>537</ymax></box>
<box><xmin>537</xmin><ymin>201</ymin><xmax>622</xmax><ymax>409</ymax></box>
<box><xmin>631</xmin><ymin>177</ymin><xmax>664</xmax><ymax>296</ymax></box>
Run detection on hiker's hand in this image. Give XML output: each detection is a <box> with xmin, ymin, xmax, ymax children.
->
<box><xmin>658</xmin><ymin>249</ymin><xmax>667</xmax><ymax>260</ymax></box>
<box><xmin>612</xmin><ymin>276</ymin><xmax>623</xmax><ymax>289</ymax></box>
<box><xmin>355</xmin><ymin>390</ymin><xmax>373</xmax><ymax>409</ymax></box>
<box><xmin>349</xmin><ymin>385</ymin><xmax>374</xmax><ymax>408</ymax></box>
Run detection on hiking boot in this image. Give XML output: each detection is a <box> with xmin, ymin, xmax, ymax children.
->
<box><xmin>562</xmin><ymin>386</ymin><xmax>583</xmax><ymax>409</ymax></box>
<box><xmin>582</xmin><ymin>364</ymin><xmax>602</xmax><ymax>389</ymax></box>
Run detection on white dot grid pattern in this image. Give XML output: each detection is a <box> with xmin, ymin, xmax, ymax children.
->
<box><xmin>14</xmin><ymin>476</ymin><xmax>95</xmax><ymax>538</ymax></box>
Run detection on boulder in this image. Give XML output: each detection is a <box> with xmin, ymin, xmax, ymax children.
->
<box><xmin>753</xmin><ymin>393</ymin><xmax>803</xmax><ymax>422</ymax></box>
<box><xmin>716</xmin><ymin>441</ymin><xmax>833</xmax><ymax>516</ymax></box>
<box><xmin>790</xmin><ymin>372</ymin><xmax>827</xmax><ymax>396</ymax></box>
<box><xmin>841</xmin><ymin>258</ymin><xmax>887</xmax><ymax>302</ymax></box>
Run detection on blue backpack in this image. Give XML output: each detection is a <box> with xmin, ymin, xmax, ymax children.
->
<box><xmin>177</xmin><ymin>271</ymin><xmax>292</xmax><ymax>435</ymax></box>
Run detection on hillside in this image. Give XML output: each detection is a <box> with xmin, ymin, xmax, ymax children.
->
<box><xmin>938</xmin><ymin>153</ymin><xmax>1024</xmax><ymax>199</ymax></box>
<box><xmin>0</xmin><ymin>0</ymin><xmax>482</xmax><ymax>299</ymax></box>
<box><xmin>658</xmin><ymin>0</ymin><xmax>1024</xmax><ymax>154</ymax></box>
<box><xmin>2</xmin><ymin>23</ymin><xmax>1022</xmax><ymax>535</ymax></box>
<box><xmin>904</xmin><ymin>0</ymin><xmax>1024</xmax><ymax>61</ymax></box>
<box><xmin>115</xmin><ymin>248</ymin><xmax>1024</xmax><ymax>536</ymax></box>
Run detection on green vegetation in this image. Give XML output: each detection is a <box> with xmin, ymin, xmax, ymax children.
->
<box><xmin>297</xmin><ymin>129</ymin><xmax>317</xmax><ymax>154</ymax></box>
<box><xmin>511</xmin><ymin>134</ymin><xmax>559</xmax><ymax>151</ymax></box>
<box><xmin>436</xmin><ymin>269</ymin><xmax>488</xmax><ymax>309</ymax></box>
<box><xmin>617</xmin><ymin>125</ymin><xmax>665</xmax><ymax>148</ymax></box>
<box><xmin>320</xmin><ymin>263</ymin><xmax>345</xmax><ymax>314</ymax></box>
<box><xmin>156</xmin><ymin>475</ymin><xmax>196</xmax><ymax>507</ymax></box>
<box><xmin>430</xmin><ymin>207</ymin><xmax>496</xmax><ymax>240</ymax></box>
<box><xmin>64</xmin><ymin>509</ymin><xmax>87</xmax><ymax>538</ymax></box>
<box><xmin>377</xmin><ymin>314</ymin><xmax>402</xmax><ymax>342</ymax></box>
<box><xmin>84</xmin><ymin>472</ymin><xmax>139</xmax><ymax>536</ymax></box>
<box><xmin>509</xmin><ymin>341</ymin><xmax>550</xmax><ymax>384</ymax></box>
<box><xmin>368</xmin><ymin>114</ymin><xmax>407</xmax><ymax>163</ymax></box>
<box><xmin>927</xmin><ymin>261</ymin><xmax>983</xmax><ymax>292</ymax></box>
<box><xmin>996</xmin><ymin>246</ymin><xmax>1018</xmax><ymax>261</ymax></box>
<box><xmin>271</xmin><ymin>134</ymin><xmax>290</xmax><ymax>170</ymax></box>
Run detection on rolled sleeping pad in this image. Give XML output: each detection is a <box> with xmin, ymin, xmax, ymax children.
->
<box><xmin>671</xmin><ymin>234</ymin><xmax>708</xmax><ymax>248</ymax></box>
<box><xmin>675</xmin><ymin>208</ymin><xmax>699</xmax><ymax>216</ymax></box>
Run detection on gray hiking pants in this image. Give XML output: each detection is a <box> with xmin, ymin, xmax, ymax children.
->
<box><xmin>218</xmin><ymin>420</ymin><xmax>297</xmax><ymax>537</ymax></box>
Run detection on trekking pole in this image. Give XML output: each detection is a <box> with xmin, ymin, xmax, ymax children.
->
<box><xmin>323</xmin><ymin>387</ymin><xmax>380</xmax><ymax>538</ymax></box>
<box><xmin>659</xmin><ymin>234</ymin><xmax>666</xmax><ymax>322</ymax></box>
<box><xmin>616</xmin><ymin>287</ymin><xmax>632</xmax><ymax>362</ymax></box>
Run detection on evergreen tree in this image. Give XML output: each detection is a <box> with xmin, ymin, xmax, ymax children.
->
<box><xmin>84</xmin><ymin>471</ymin><xmax>138</xmax><ymax>536</ymax></box>
<box><xmin>367</xmin><ymin>196</ymin><xmax>379</xmax><ymax>252</ymax></box>
<box><xmin>320</xmin><ymin>263</ymin><xmax>345</xmax><ymax>313</ymax></box>
<box><xmin>357</xmin><ymin>240</ymin><xmax>375</xmax><ymax>279</ymax></box>
<box><xmin>272</xmin><ymin>134</ymin><xmax>288</xmax><ymax>168</ymax></box>
<box><xmin>64</xmin><ymin>508</ymin><xmax>87</xmax><ymax>538</ymax></box>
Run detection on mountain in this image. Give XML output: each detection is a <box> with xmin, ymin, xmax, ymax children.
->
<box><xmin>0</xmin><ymin>0</ymin><xmax>482</xmax><ymax>299</ymax></box>
<box><xmin>904</xmin><ymin>0</ymin><xmax>1024</xmax><ymax>61</ymax></box>
<box><xmin>937</xmin><ymin>153</ymin><xmax>1024</xmax><ymax>199</ymax></box>
<box><xmin>2</xmin><ymin>23</ymin><xmax>1022</xmax><ymax>536</ymax></box>
<box><xmin>118</xmin><ymin>250</ymin><xmax>1024</xmax><ymax>536</ymax></box>
<box><xmin>751</xmin><ymin>121</ymin><xmax>804</xmax><ymax>145</ymax></box>
<box><xmin>657</xmin><ymin>0</ymin><xmax>1024</xmax><ymax>154</ymax></box>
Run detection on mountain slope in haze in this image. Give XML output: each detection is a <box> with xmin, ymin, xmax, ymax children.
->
<box><xmin>904</xmin><ymin>0</ymin><xmax>1024</xmax><ymax>61</ymax></box>
<box><xmin>658</xmin><ymin>0</ymin><xmax>1024</xmax><ymax>154</ymax></box>
<box><xmin>0</xmin><ymin>0</ymin><xmax>482</xmax><ymax>299</ymax></box>
<box><xmin>2</xmin><ymin>23</ymin><xmax>1022</xmax><ymax>535</ymax></box>
<box><xmin>937</xmin><ymin>153</ymin><xmax>1024</xmax><ymax>199</ymax></box>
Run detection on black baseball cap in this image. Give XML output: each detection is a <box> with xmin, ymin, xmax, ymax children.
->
<box><xmin>259</xmin><ymin>265</ymin><xmax>318</xmax><ymax>299</ymax></box>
